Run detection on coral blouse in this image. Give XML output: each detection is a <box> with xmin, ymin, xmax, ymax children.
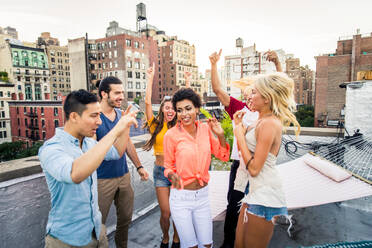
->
<box><xmin>163</xmin><ymin>121</ymin><xmax>230</xmax><ymax>188</ymax></box>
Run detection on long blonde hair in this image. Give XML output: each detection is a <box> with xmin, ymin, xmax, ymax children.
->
<box><xmin>254</xmin><ymin>72</ymin><xmax>301</xmax><ymax>136</ymax></box>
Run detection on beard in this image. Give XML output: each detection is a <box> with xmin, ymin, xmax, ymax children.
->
<box><xmin>107</xmin><ymin>95</ymin><xmax>121</xmax><ymax>108</ymax></box>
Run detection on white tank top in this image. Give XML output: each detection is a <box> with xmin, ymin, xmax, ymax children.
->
<box><xmin>241</xmin><ymin>127</ymin><xmax>287</xmax><ymax>208</ymax></box>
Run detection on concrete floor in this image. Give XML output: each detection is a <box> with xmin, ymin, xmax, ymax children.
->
<box><xmin>106</xmin><ymin>135</ymin><xmax>372</xmax><ymax>248</ymax></box>
<box><xmin>107</xmin><ymin>198</ymin><xmax>372</xmax><ymax>248</ymax></box>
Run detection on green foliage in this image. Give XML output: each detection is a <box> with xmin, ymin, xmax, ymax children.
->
<box><xmin>295</xmin><ymin>105</ymin><xmax>314</xmax><ymax>127</ymax></box>
<box><xmin>220</xmin><ymin>111</ymin><xmax>234</xmax><ymax>154</ymax></box>
<box><xmin>0</xmin><ymin>141</ymin><xmax>43</xmax><ymax>162</ymax></box>
<box><xmin>199</xmin><ymin>108</ymin><xmax>212</xmax><ymax>119</ymax></box>
<box><xmin>211</xmin><ymin>110</ymin><xmax>234</xmax><ymax>171</ymax></box>
<box><xmin>197</xmin><ymin>108</ymin><xmax>234</xmax><ymax>170</ymax></box>
<box><xmin>134</xmin><ymin>97</ymin><xmax>141</xmax><ymax>105</ymax></box>
<box><xmin>0</xmin><ymin>71</ymin><xmax>9</xmax><ymax>82</ymax></box>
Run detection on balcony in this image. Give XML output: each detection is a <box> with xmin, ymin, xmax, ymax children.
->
<box><xmin>28</xmin><ymin>134</ymin><xmax>40</xmax><ymax>141</ymax></box>
<box><xmin>26</xmin><ymin>123</ymin><xmax>39</xmax><ymax>130</ymax></box>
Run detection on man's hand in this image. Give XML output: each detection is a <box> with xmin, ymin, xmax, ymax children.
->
<box><xmin>137</xmin><ymin>167</ymin><xmax>149</xmax><ymax>181</ymax></box>
<box><xmin>209</xmin><ymin>49</ymin><xmax>222</xmax><ymax>65</ymax></box>
<box><xmin>113</xmin><ymin>106</ymin><xmax>138</xmax><ymax>136</ymax></box>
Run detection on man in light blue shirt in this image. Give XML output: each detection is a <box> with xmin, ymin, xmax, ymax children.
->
<box><xmin>38</xmin><ymin>90</ymin><xmax>138</xmax><ymax>247</ymax></box>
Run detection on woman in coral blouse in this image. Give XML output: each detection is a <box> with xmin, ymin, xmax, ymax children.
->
<box><xmin>163</xmin><ymin>88</ymin><xmax>230</xmax><ymax>248</ymax></box>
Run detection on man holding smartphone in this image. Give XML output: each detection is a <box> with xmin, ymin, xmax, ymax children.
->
<box><xmin>96</xmin><ymin>76</ymin><xmax>149</xmax><ymax>248</ymax></box>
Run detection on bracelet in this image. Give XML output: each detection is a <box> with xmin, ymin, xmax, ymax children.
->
<box><xmin>245</xmin><ymin>156</ymin><xmax>254</xmax><ymax>169</ymax></box>
<box><xmin>136</xmin><ymin>165</ymin><xmax>144</xmax><ymax>171</ymax></box>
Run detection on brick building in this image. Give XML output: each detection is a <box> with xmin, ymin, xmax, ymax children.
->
<box><xmin>8</xmin><ymin>93</ymin><xmax>64</xmax><ymax>146</ymax></box>
<box><xmin>37</xmin><ymin>32</ymin><xmax>71</xmax><ymax>99</ymax></box>
<box><xmin>286</xmin><ymin>58</ymin><xmax>314</xmax><ymax>105</ymax></box>
<box><xmin>95</xmin><ymin>31</ymin><xmax>157</xmax><ymax>101</ymax></box>
<box><xmin>314</xmin><ymin>32</ymin><xmax>372</xmax><ymax>127</ymax></box>
<box><xmin>68</xmin><ymin>21</ymin><xmax>158</xmax><ymax>104</ymax></box>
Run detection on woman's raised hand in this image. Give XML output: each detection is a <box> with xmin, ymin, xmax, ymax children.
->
<box><xmin>209</xmin><ymin>49</ymin><xmax>222</xmax><ymax>65</ymax></box>
<box><xmin>147</xmin><ymin>63</ymin><xmax>155</xmax><ymax>82</ymax></box>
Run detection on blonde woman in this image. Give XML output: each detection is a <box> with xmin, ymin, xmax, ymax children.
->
<box><xmin>234</xmin><ymin>72</ymin><xmax>300</xmax><ymax>248</ymax></box>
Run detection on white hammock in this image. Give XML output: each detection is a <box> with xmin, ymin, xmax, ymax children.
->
<box><xmin>209</xmin><ymin>155</ymin><xmax>372</xmax><ymax>220</ymax></box>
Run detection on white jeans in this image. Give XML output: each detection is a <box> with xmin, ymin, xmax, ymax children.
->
<box><xmin>169</xmin><ymin>186</ymin><xmax>213</xmax><ymax>248</ymax></box>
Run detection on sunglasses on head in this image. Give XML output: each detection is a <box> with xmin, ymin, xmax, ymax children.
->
<box><xmin>163</xmin><ymin>95</ymin><xmax>172</xmax><ymax>100</ymax></box>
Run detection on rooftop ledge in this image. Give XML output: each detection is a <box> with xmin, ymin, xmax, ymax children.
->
<box><xmin>0</xmin><ymin>133</ymin><xmax>150</xmax><ymax>183</ymax></box>
<box><xmin>0</xmin><ymin>129</ymin><xmax>340</xmax><ymax>183</ymax></box>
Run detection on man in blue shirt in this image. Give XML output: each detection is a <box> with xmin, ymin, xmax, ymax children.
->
<box><xmin>39</xmin><ymin>90</ymin><xmax>138</xmax><ymax>248</ymax></box>
<box><xmin>96</xmin><ymin>76</ymin><xmax>149</xmax><ymax>248</ymax></box>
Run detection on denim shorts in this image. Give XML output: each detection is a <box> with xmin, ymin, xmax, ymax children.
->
<box><xmin>153</xmin><ymin>164</ymin><xmax>171</xmax><ymax>187</ymax></box>
<box><xmin>245</xmin><ymin>204</ymin><xmax>288</xmax><ymax>222</ymax></box>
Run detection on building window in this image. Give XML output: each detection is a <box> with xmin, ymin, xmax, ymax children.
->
<box><xmin>127</xmin><ymin>61</ymin><xmax>132</xmax><ymax>68</ymax></box>
<box><xmin>134</xmin><ymin>41</ymin><xmax>139</xmax><ymax>48</ymax></box>
<box><xmin>54</xmin><ymin>120</ymin><xmax>59</xmax><ymax>128</ymax></box>
<box><xmin>135</xmin><ymin>72</ymin><xmax>140</xmax><ymax>79</ymax></box>
<box><xmin>143</xmin><ymin>82</ymin><xmax>146</xmax><ymax>89</ymax></box>
<box><xmin>41</xmin><ymin>107</ymin><xmax>44</xmax><ymax>115</ymax></box>
<box><xmin>113</xmin><ymin>40</ymin><xmax>117</xmax><ymax>47</ymax></box>
<box><xmin>141</xmin><ymin>43</ymin><xmax>145</xmax><ymax>49</ymax></box>
<box><xmin>54</xmin><ymin>108</ymin><xmax>58</xmax><ymax>116</ymax></box>
<box><xmin>136</xmin><ymin>92</ymin><xmax>141</xmax><ymax>98</ymax></box>
<box><xmin>135</xmin><ymin>62</ymin><xmax>140</xmax><ymax>69</ymax></box>
<box><xmin>126</xmin><ymin>50</ymin><xmax>132</xmax><ymax>57</ymax></box>
<box><xmin>136</xmin><ymin>82</ymin><xmax>140</xmax><ymax>89</ymax></box>
<box><xmin>126</xmin><ymin>39</ymin><xmax>132</xmax><ymax>47</ymax></box>
<box><xmin>35</xmin><ymin>84</ymin><xmax>41</xmax><ymax>100</ymax></box>
<box><xmin>128</xmin><ymin>92</ymin><xmax>133</xmax><ymax>98</ymax></box>
<box><xmin>128</xmin><ymin>81</ymin><xmax>133</xmax><ymax>89</ymax></box>
<box><xmin>42</xmin><ymin>131</ymin><xmax>46</xmax><ymax>140</ymax></box>
<box><xmin>114</xmin><ymin>50</ymin><xmax>117</xmax><ymax>57</ymax></box>
<box><xmin>42</xmin><ymin>119</ymin><xmax>45</xmax><ymax>128</ymax></box>
<box><xmin>25</xmin><ymin>84</ymin><xmax>32</xmax><ymax>100</ymax></box>
<box><xmin>127</xmin><ymin>71</ymin><xmax>133</xmax><ymax>78</ymax></box>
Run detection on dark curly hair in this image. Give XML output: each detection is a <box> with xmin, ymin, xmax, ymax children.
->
<box><xmin>172</xmin><ymin>88</ymin><xmax>201</xmax><ymax>110</ymax></box>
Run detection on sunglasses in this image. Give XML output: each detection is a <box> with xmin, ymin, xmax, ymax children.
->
<box><xmin>163</xmin><ymin>95</ymin><xmax>172</xmax><ymax>100</ymax></box>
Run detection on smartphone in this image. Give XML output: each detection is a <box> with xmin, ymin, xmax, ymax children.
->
<box><xmin>129</xmin><ymin>103</ymin><xmax>142</xmax><ymax>114</ymax></box>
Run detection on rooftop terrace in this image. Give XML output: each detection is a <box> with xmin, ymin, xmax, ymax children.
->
<box><xmin>0</xmin><ymin>129</ymin><xmax>371</xmax><ymax>248</ymax></box>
